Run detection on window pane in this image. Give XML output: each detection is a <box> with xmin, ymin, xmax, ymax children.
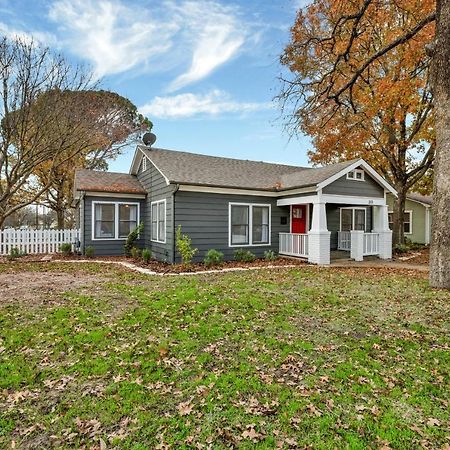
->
<box><xmin>404</xmin><ymin>212</ymin><xmax>411</xmax><ymax>233</ymax></box>
<box><xmin>158</xmin><ymin>202</ymin><xmax>166</xmax><ymax>242</ymax></box>
<box><xmin>151</xmin><ymin>204</ymin><xmax>158</xmax><ymax>240</ymax></box>
<box><xmin>231</xmin><ymin>225</ymin><xmax>248</xmax><ymax>244</ymax></box>
<box><xmin>341</xmin><ymin>209</ymin><xmax>353</xmax><ymax>231</ymax></box>
<box><xmin>119</xmin><ymin>220</ymin><xmax>137</xmax><ymax>238</ymax></box>
<box><xmin>94</xmin><ymin>204</ymin><xmax>115</xmax><ymax>238</ymax></box>
<box><xmin>252</xmin><ymin>206</ymin><xmax>269</xmax><ymax>243</ymax></box>
<box><xmin>355</xmin><ymin>209</ymin><xmax>366</xmax><ymax>231</ymax></box>
<box><xmin>119</xmin><ymin>204</ymin><xmax>137</xmax><ymax>221</ymax></box>
<box><xmin>231</xmin><ymin>205</ymin><xmax>249</xmax><ymax>245</ymax></box>
<box><xmin>388</xmin><ymin>212</ymin><xmax>393</xmax><ymax>230</ymax></box>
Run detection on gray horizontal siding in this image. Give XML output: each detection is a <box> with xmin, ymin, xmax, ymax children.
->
<box><xmin>137</xmin><ymin>157</ymin><xmax>174</xmax><ymax>262</ymax></box>
<box><xmin>174</xmin><ymin>191</ymin><xmax>290</xmax><ymax>262</ymax></box>
<box><xmin>83</xmin><ymin>195</ymin><xmax>145</xmax><ymax>256</ymax></box>
<box><xmin>323</xmin><ymin>172</ymin><xmax>384</xmax><ymax>197</ymax></box>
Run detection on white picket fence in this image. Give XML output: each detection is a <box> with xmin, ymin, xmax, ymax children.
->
<box><xmin>0</xmin><ymin>228</ymin><xmax>80</xmax><ymax>255</ymax></box>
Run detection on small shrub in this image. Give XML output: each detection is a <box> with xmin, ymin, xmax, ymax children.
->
<box><xmin>234</xmin><ymin>248</ymin><xmax>256</xmax><ymax>262</ymax></box>
<box><xmin>8</xmin><ymin>247</ymin><xmax>26</xmax><ymax>260</ymax></box>
<box><xmin>59</xmin><ymin>243</ymin><xmax>72</xmax><ymax>256</ymax></box>
<box><xmin>85</xmin><ymin>246</ymin><xmax>95</xmax><ymax>258</ymax></box>
<box><xmin>142</xmin><ymin>248</ymin><xmax>152</xmax><ymax>264</ymax></box>
<box><xmin>176</xmin><ymin>225</ymin><xmax>198</xmax><ymax>265</ymax></box>
<box><xmin>264</xmin><ymin>250</ymin><xmax>277</xmax><ymax>261</ymax></box>
<box><xmin>124</xmin><ymin>222</ymin><xmax>144</xmax><ymax>256</ymax></box>
<box><xmin>204</xmin><ymin>249</ymin><xmax>224</xmax><ymax>267</ymax></box>
<box><xmin>394</xmin><ymin>243</ymin><xmax>409</xmax><ymax>254</ymax></box>
<box><xmin>130</xmin><ymin>246</ymin><xmax>141</xmax><ymax>259</ymax></box>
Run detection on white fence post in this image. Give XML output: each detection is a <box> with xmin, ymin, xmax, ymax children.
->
<box><xmin>350</xmin><ymin>230</ymin><xmax>364</xmax><ymax>261</ymax></box>
<box><xmin>0</xmin><ymin>228</ymin><xmax>80</xmax><ymax>255</ymax></box>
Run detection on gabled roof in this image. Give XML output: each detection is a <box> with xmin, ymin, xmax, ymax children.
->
<box><xmin>74</xmin><ymin>169</ymin><xmax>145</xmax><ymax>196</ymax></box>
<box><xmin>407</xmin><ymin>193</ymin><xmax>432</xmax><ymax>206</ymax></box>
<box><xmin>132</xmin><ymin>146</ymin><xmax>365</xmax><ymax>192</ymax></box>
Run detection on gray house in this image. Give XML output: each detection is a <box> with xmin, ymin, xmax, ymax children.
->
<box><xmin>73</xmin><ymin>146</ymin><xmax>396</xmax><ymax>264</ymax></box>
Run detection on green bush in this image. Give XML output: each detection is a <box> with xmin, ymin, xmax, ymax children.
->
<box><xmin>59</xmin><ymin>243</ymin><xmax>72</xmax><ymax>256</ymax></box>
<box><xmin>204</xmin><ymin>249</ymin><xmax>224</xmax><ymax>267</ymax></box>
<box><xmin>85</xmin><ymin>246</ymin><xmax>95</xmax><ymax>258</ymax></box>
<box><xmin>394</xmin><ymin>243</ymin><xmax>409</xmax><ymax>254</ymax></box>
<box><xmin>124</xmin><ymin>222</ymin><xmax>144</xmax><ymax>256</ymax></box>
<box><xmin>234</xmin><ymin>248</ymin><xmax>256</xmax><ymax>262</ymax></box>
<box><xmin>8</xmin><ymin>247</ymin><xmax>26</xmax><ymax>260</ymax></box>
<box><xmin>142</xmin><ymin>248</ymin><xmax>152</xmax><ymax>264</ymax></box>
<box><xmin>264</xmin><ymin>250</ymin><xmax>277</xmax><ymax>261</ymax></box>
<box><xmin>175</xmin><ymin>225</ymin><xmax>198</xmax><ymax>265</ymax></box>
<box><xmin>130</xmin><ymin>246</ymin><xmax>141</xmax><ymax>259</ymax></box>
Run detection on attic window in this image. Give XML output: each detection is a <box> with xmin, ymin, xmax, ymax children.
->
<box><xmin>142</xmin><ymin>156</ymin><xmax>147</xmax><ymax>172</ymax></box>
<box><xmin>347</xmin><ymin>169</ymin><xmax>365</xmax><ymax>181</ymax></box>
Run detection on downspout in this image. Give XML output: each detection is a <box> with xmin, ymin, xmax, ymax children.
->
<box><xmin>172</xmin><ymin>184</ymin><xmax>180</xmax><ymax>263</ymax></box>
<box><xmin>80</xmin><ymin>191</ymin><xmax>86</xmax><ymax>254</ymax></box>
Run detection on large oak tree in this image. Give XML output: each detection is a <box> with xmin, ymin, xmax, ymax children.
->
<box><xmin>279</xmin><ymin>0</ymin><xmax>435</xmax><ymax>245</ymax></box>
<box><xmin>280</xmin><ymin>0</ymin><xmax>450</xmax><ymax>289</ymax></box>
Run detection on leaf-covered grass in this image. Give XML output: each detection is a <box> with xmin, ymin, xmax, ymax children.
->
<box><xmin>0</xmin><ymin>263</ymin><xmax>448</xmax><ymax>449</ymax></box>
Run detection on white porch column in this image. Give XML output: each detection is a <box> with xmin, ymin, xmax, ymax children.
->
<box><xmin>350</xmin><ymin>230</ymin><xmax>364</xmax><ymax>261</ymax></box>
<box><xmin>372</xmin><ymin>204</ymin><xmax>392</xmax><ymax>259</ymax></box>
<box><xmin>308</xmin><ymin>202</ymin><xmax>331</xmax><ymax>265</ymax></box>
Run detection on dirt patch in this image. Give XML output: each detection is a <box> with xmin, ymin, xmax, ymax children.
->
<box><xmin>394</xmin><ymin>247</ymin><xmax>429</xmax><ymax>265</ymax></box>
<box><xmin>0</xmin><ymin>270</ymin><xmax>106</xmax><ymax>306</ymax></box>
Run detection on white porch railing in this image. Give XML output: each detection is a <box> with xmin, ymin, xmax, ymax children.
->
<box><xmin>337</xmin><ymin>231</ymin><xmax>351</xmax><ymax>251</ymax></box>
<box><xmin>0</xmin><ymin>228</ymin><xmax>80</xmax><ymax>255</ymax></box>
<box><xmin>279</xmin><ymin>233</ymin><xmax>308</xmax><ymax>257</ymax></box>
<box><xmin>363</xmin><ymin>232</ymin><xmax>380</xmax><ymax>256</ymax></box>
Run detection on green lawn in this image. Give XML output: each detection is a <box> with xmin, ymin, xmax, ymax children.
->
<box><xmin>0</xmin><ymin>263</ymin><xmax>449</xmax><ymax>449</ymax></box>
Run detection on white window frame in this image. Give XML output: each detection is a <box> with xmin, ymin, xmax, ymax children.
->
<box><xmin>141</xmin><ymin>156</ymin><xmax>147</xmax><ymax>172</ymax></box>
<box><xmin>228</xmin><ymin>202</ymin><xmax>271</xmax><ymax>247</ymax></box>
<box><xmin>92</xmin><ymin>201</ymin><xmax>140</xmax><ymax>241</ymax></box>
<box><xmin>388</xmin><ymin>210</ymin><xmax>413</xmax><ymax>235</ymax></box>
<box><xmin>340</xmin><ymin>207</ymin><xmax>367</xmax><ymax>231</ymax></box>
<box><xmin>346</xmin><ymin>169</ymin><xmax>365</xmax><ymax>181</ymax></box>
<box><xmin>151</xmin><ymin>199</ymin><xmax>166</xmax><ymax>243</ymax></box>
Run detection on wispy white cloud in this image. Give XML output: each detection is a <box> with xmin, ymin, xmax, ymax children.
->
<box><xmin>166</xmin><ymin>1</ymin><xmax>246</xmax><ymax>92</ymax></box>
<box><xmin>139</xmin><ymin>90</ymin><xmax>272</xmax><ymax>119</ymax></box>
<box><xmin>48</xmin><ymin>0</ymin><xmax>177</xmax><ymax>78</ymax></box>
<box><xmin>0</xmin><ymin>22</ymin><xmax>56</xmax><ymax>45</ymax></box>
<box><xmin>46</xmin><ymin>0</ymin><xmax>249</xmax><ymax>87</ymax></box>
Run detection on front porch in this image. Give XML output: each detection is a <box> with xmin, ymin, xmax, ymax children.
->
<box><xmin>277</xmin><ymin>194</ymin><xmax>393</xmax><ymax>265</ymax></box>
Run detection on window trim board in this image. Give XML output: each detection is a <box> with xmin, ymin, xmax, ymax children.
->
<box><xmin>151</xmin><ymin>199</ymin><xmax>167</xmax><ymax>244</ymax></box>
<box><xmin>339</xmin><ymin>207</ymin><xmax>367</xmax><ymax>232</ymax></box>
<box><xmin>91</xmin><ymin>201</ymin><xmax>140</xmax><ymax>241</ymax></box>
<box><xmin>346</xmin><ymin>169</ymin><xmax>365</xmax><ymax>182</ymax></box>
<box><xmin>228</xmin><ymin>202</ymin><xmax>272</xmax><ymax>247</ymax></box>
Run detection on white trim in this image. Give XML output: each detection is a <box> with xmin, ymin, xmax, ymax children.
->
<box><xmin>339</xmin><ymin>207</ymin><xmax>367</xmax><ymax>232</ymax></box>
<box><xmin>346</xmin><ymin>169</ymin><xmax>365</xmax><ymax>181</ymax></box>
<box><xmin>142</xmin><ymin>156</ymin><xmax>147</xmax><ymax>172</ymax></box>
<box><xmin>317</xmin><ymin>159</ymin><xmax>397</xmax><ymax>196</ymax></box>
<box><xmin>151</xmin><ymin>199</ymin><xmax>167</xmax><ymax>244</ymax></box>
<box><xmin>83</xmin><ymin>191</ymin><xmax>146</xmax><ymax>199</ymax></box>
<box><xmin>277</xmin><ymin>193</ymin><xmax>386</xmax><ymax>207</ymax></box>
<box><xmin>130</xmin><ymin>146</ymin><xmax>170</xmax><ymax>185</ymax></box>
<box><xmin>177</xmin><ymin>184</ymin><xmax>315</xmax><ymax>197</ymax></box>
<box><xmin>388</xmin><ymin>209</ymin><xmax>413</xmax><ymax>235</ymax></box>
<box><xmin>425</xmin><ymin>207</ymin><xmax>431</xmax><ymax>245</ymax></box>
<box><xmin>228</xmin><ymin>202</ymin><xmax>271</xmax><ymax>247</ymax></box>
<box><xmin>91</xmin><ymin>201</ymin><xmax>140</xmax><ymax>241</ymax></box>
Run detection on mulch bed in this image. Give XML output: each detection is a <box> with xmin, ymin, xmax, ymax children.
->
<box><xmin>0</xmin><ymin>253</ymin><xmax>307</xmax><ymax>273</ymax></box>
<box><xmin>394</xmin><ymin>247</ymin><xmax>429</xmax><ymax>265</ymax></box>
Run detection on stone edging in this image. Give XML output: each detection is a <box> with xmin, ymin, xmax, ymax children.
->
<box><xmin>52</xmin><ymin>259</ymin><xmax>300</xmax><ymax>276</ymax></box>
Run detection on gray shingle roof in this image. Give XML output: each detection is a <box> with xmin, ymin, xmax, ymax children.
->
<box><xmin>407</xmin><ymin>193</ymin><xmax>432</xmax><ymax>205</ymax></box>
<box><xmin>74</xmin><ymin>169</ymin><xmax>145</xmax><ymax>195</ymax></box>
<box><xmin>139</xmin><ymin>146</ymin><xmax>359</xmax><ymax>191</ymax></box>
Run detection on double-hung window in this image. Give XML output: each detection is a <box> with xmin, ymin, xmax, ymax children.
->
<box><xmin>388</xmin><ymin>211</ymin><xmax>412</xmax><ymax>234</ymax></box>
<box><xmin>93</xmin><ymin>202</ymin><xmax>139</xmax><ymax>240</ymax></box>
<box><xmin>151</xmin><ymin>199</ymin><xmax>166</xmax><ymax>243</ymax></box>
<box><xmin>340</xmin><ymin>207</ymin><xmax>366</xmax><ymax>232</ymax></box>
<box><xmin>229</xmin><ymin>203</ymin><xmax>270</xmax><ymax>246</ymax></box>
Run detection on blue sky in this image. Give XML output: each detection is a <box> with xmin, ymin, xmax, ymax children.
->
<box><xmin>1</xmin><ymin>0</ymin><xmax>312</xmax><ymax>172</ymax></box>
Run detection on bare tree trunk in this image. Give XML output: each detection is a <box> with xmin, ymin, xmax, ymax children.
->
<box><xmin>393</xmin><ymin>185</ymin><xmax>406</xmax><ymax>246</ymax></box>
<box><xmin>430</xmin><ymin>0</ymin><xmax>450</xmax><ymax>289</ymax></box>
<box><xmin>56</xmin><ymin>208</ymin><xmax>65</xmax><ymax>229</ymax></box>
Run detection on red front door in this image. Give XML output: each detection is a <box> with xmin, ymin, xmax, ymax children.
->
<box><xmin>292</xmin><ymin>205</ymin><xmax>307</xmax><ymax>233</ymax></box>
